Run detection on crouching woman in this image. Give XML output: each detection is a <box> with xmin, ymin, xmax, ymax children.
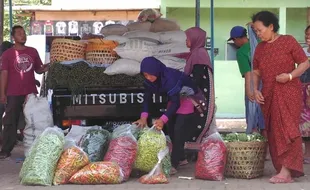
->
<box><xmin>134</xmin><ymin>57</ymin><xmax>206</xmax><ymax>175</ymax></box>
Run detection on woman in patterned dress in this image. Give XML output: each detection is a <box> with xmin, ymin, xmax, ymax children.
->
<box><xmin>177</xmin><ymin>27</ymin><xmax>215</xmax><ymax>163</ymax></box>
<box><xmin>252</xmin><ymin>11</ymin><xmax>309</xmax><ymax>183</ymax></box>
<box><xmin>300</xmin><ymin>25</ymin><xmax>310</xmax><ymax>163</ymax></box>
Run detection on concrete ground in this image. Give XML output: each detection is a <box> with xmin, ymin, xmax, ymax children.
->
<box><xmin>1</xmin><ymin>144</ymin><xmax>310</xmax><ymax>190</ymax></box>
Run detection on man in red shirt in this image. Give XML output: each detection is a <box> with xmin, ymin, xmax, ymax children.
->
<box><xmin>0</xmin><ymin>25</ymin><xmax>49</xmax><ymax>159</ymax></box>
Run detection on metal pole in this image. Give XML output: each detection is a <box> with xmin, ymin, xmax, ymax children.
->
<box><xmin>210</xmin><ymin>0</ymin><xmax>215</xmax><ymax>69</ymax></box>
<box><xmin>9</xmin><ymin>0</ymin><xmax>13</xmax><ymax>42</ymax></box>
<box><xmin>195</xmin><ymin>0</ymin><xmax>200</xmax><ymax>27</ymax></box>
<box><xmin>0</xmin><ymin>0</ymin><xmax>4</xmax><ymax>44</ymax></box>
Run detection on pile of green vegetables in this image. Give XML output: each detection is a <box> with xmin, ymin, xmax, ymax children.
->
<box><xmin>46</xmin><ymin>62</ymin><xmax>144</xmax><ymax>95</ymax></box>
<box><xmin>222</xmin><ymin>132</ymin><xmax>265</xmax><ymax>142</ymax></box>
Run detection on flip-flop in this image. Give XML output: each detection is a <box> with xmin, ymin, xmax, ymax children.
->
<box><xmin>304</xmin><ymin>157</ymin><xmax>310</xmax><ymax>164</ymax></box>
<box><xmin>269</xmin><ymin>176</ymin><xmax>294</xmax><ymax>184</ymax></box>
<box><xmin>179</xmin><ymin>160</ymin><xmax>189</xmax><ymax>166</ymax></box>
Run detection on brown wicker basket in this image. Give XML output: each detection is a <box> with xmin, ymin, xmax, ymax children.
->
<box><xmin>50</xmin><ymin>39</ymin><xmax>86</xmax><ymax>63</ymax></box>
<box><xmin>225</xmin><ymin>141</ymin><xmax>266</xmax><ymax>179</ymax></box>
<box><xmin>86</xmin><ymin>39</ymin><xmax>119</xmax><ymax>64</ymax></box>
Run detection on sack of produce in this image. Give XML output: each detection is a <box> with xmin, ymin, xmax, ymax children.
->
<box><xmin>100</xmin><ymin>24</ymin><xmax>128</xmax><ymax>36</ymax></box>
<box><xmin>155</xmin><ymin>56</ymin><xmax>186</xmax><ymax>71</ymax></box>
<box><xmin>139</xmin><ymin>148</ymin><xmax>169</xmax><ymax>184</ymax></box>
<box><xmin>154</xmin><ymin>43</ymin><xmax>190</xmax><ymax>57</ymax></box>
<box><xmin>104</xmin><ymin>58</ymin><xmax>140</xmax><ymax>76</ymax></box>
<box><xmin>78</xmin><ymin>128</ymin><xmax>110</xmax><ymax>162</ymax></box>
<box><xmin>150</xmin><ymin>18</ymin><xmax>180</xmax><ymax>33</ymax></box>
<box><xmin>137</xmin><ymin>8</ymin><xmax>162</xmax><ymax>22</ymax></box>
<box><xmin>69</xmin><ymin>162</ymin><xmax>123</xmax><ymax>184</ymax></box>
<box><xmin>134</xmin><ymin>127</ymin><xmax>167</xmax><ymax>172</ymax></box>
<box><xmin>158</xmin><ymin>30</ymin><xmax>186</xmax><ymax>44</ymax></box>
<box><xmin>112</xmin><ymin>124</ymin><xmax>140</xmax><ymax>140</ymax></box>
<box><xmin>127</xmin><ymin>21</ymin><xmax>152</xmax><ymax>32</ymax></box>
<box><xmin>104</xmin><ymin>35</ymin><xmax>129</xmax><ymax>44</ymax></box>
<box><xmin>53</xmin><ymin>140</ymin><xmax>89</xmax><ymax>185</ymax></box>
<box><xmin>20</xmin><ymin>127</ymin><xmax>65</xmax><ymax>186</ymax></box>
<box><xmin>166</xmin><ymin>136</ymin><xmax>173</xmax><ymax>154</ymax></box>
<box><xmin>23</xmin><ymin>94</ymin><xmax>54</xmax><ymax>157</ymax></box>
<box><xmin>123</xmin><ymin>31</ymin><xmax>160</xmax><ymax>44</ymax></box>
<box><xmin>114</xmin><ymin>39</ymin><xmax>157</xmax><ymax>62</ymax></box>
<box><xmin>65</xmin><ymin>125</ymin><xmax>102</xmax><ymax>145</ymax></box>
<box><xmin>195</xmin><ymin>132</ymin><xmax>227</xmax><ymax>181</ymax></box>
<box><xmin>104</xmin><ymin>128</ymin><xmax>138</xmax><ymax>181</ymax></box>
<box><xmin>223</xmin><ymin>132</ymin><xmax>266</xmax><ymax>179</ymax></box>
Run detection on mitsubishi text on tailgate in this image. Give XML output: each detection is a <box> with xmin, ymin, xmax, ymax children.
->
<box><xmin>52</xmin><ymin>87</ymin><xmax>168</xmax><ymax>129</ymax></box>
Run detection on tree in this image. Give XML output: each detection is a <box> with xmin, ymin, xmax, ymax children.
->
<box><xmin>3</xmin><ymin>0</ymin><xmax>51</xmax><ymax>41</ymax></box>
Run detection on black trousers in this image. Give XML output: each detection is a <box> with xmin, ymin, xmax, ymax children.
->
<box><xmin>0</xmin><ymin>104</ymin><xmax>5</xmax><ymax>134</ymax></box>
<box><xmin>167</xmin><ymin>113</ymin><xmax>193</xmax><ymax>169</ymax></box>
<box><xmin>1</xmin><ymin>96</ymin><xmax>26</xmax><ymax>153</ymax></box>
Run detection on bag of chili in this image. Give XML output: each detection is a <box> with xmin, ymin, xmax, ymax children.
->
<box><xmin>195</xmin><ymin>132</ymin><xmax>227</xmax><ymax>181</ymax></box>
<box><xmin>139</xmin><ymin>147</ymin><xmax>169</xmax><ymax>184</ymax></box>
<box><xmin>69</xmin><ymin>161</ymin><xmax>123</xmax><ymax>184</ymax></box>
<box><xmin>53</xmin><ymin>139</ymin><xmax>89</xmax><ymax>185</ymax></box>
<box><xmin>104</xmin><ymin>129</ymin><xmax>138</xmax><ymax>181</ymax></box>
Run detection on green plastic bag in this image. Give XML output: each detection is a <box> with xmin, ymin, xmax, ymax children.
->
<box><xmin>20</xmin><ymin>127</ymin><xmax>65</xmax><ymax>186</ymax></box>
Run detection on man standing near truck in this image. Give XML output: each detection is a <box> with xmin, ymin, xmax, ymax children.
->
<box><xmin>228</xmin><ymin>26</ymin><xmax>264</xmax><ymax>133</ymax></box>
<box><xmin>0</xmin><ymin>25</ymin><xmax>50</xmax><ymax>159</ymax></box>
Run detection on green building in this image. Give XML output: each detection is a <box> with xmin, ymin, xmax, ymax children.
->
<box><xmin>161</xmin><ymin>0</ymin><xmax>310</xmax><ymax>118</ymax></box>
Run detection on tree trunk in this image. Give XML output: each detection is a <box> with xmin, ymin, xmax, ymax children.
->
<box><xmin>308</xmin><ymin>7</ymin><xmax>310</xmax><ymax>26</ymax></box>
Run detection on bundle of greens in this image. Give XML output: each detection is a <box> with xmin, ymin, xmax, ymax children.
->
<box><xmin>222</xmin><ymin>132</ymin><xmax>265</xmax><ymax>142</ymax></box>
<box><xmin>46</xmin><ymin>62</ymin><xmax>144</xmax><ymax>95</ymax></box>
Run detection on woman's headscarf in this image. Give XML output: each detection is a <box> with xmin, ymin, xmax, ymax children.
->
<box><xmin>140</xmin><ymin>57</ymin><xmax>184</xmax><ymax>96</ymax></box>
<box><xmin>0</xmin><ymin>41</ymin><xmax>13</xmax><ymax>56</ymax></box>
<box><xmin>184</xmin><ymin>27</ymin><xmax>212</xmax><ymax>75</ymax></box>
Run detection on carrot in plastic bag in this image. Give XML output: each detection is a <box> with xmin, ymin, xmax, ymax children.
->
<box><xmin>53</xmin><ymin>140</ymin><xmax>89</xmax><ymax>185</ymax></box>
<box><xmin>69</xmin><ymin>162</ymin><xmax>123</xmax><ymax>184</ymax></box>
<box><xmin>139</xmin><ymin>147</ymin><xmax>169</xmax><ymax>184</ymax></box>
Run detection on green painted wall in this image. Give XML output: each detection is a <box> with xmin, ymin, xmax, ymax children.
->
<box><xmin>166</xmin><ymin>7</ymin><xmax>308</xmax><ymax>118</ymax></box>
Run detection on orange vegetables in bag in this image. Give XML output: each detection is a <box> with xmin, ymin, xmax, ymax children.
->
<box><xmin>53</xmin><ymin>145</ymin><xmax>89</xmax><ymax>185</ymax></box>
<box><xmin>69</xmin><ymin>162</ymin><xmax>123</xmax><ymax>184</ymax></box>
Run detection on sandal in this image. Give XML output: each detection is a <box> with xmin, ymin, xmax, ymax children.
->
<box><xmin>269</xmin><ymin>176</ymin><xmax>294</xmax><ymax>184</ymax></box>
<box><xmin>304</xmin><ymin>157</ymin><xmax>310</xmax><ymax>164</ymax></box>
<box><xmin>170</xmin><ymin>168</ymin><xmax>177</xmax><ymax>175</ymax></box>
<box><xmin>179</xmin><ymin>159</ymin><xmax>189</xmax><ymax>166</ymax></box>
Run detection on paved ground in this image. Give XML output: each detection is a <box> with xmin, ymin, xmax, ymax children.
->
<box><xmin>1</xmin><ymin>145</ymin><xmax>310</xmax><ymax>190</ymax></box>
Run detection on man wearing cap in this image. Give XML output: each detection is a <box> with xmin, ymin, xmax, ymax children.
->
<box><xmin>228</xmin><ymin>26</ymin><xmax>264</xmax><ymax>134</ymax></box>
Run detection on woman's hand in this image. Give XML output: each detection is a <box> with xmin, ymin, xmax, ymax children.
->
<box><xmin>254</xmin><ymin>90</ymin><xmax>265</xmax><ymax>104</ymax></box>
<box><xmin>133</xmin><ymin>118</ymin><xmax>147</xmax><ymax>128</ymax></box>
<box><xmin>153</xmin><ymin>119</ymin><xmax>164</xmax><ymax>130</ymax></box>
<box><xmin>276</xmin><ymin>73</ymin><xmax>290</xmax><ymax>83</ymax></box>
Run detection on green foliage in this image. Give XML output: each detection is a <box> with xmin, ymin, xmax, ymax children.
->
<box><xmin>3</xmin><ymin>0</ymin><xmax>51</xmax><ymax>41</ymax></box>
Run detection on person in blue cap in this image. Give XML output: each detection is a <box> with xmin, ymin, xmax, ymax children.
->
<box><xmin>228</xmin><ymin>26</ymin><xmax>264</xmax><ymax>134</ymax></box>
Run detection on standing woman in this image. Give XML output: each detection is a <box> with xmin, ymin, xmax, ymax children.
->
<box><xmin>252</xmin><ymin>11</ymin><xmax>309</xmax><ymax>183</ymax></box>
<box><xmin>182</xmin><ymin>27</ymin><xmax>215</xmax><ymax>146</ymax></box>
<box><xmin>300</xmin><ymin>25</ymin><xmax>310</xmax><ymax>163</ymax></box>
<box><xmin>134</xmin><ymin>57</ymin><xmax>204</xmax><ymax>174</ymax></box>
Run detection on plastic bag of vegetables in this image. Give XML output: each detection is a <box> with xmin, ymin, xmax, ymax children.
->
<box><xmin>20</xmin><ymin>127</ymin><xmax>65</xmax><ymax>186</ymax></box>
<box><xmin>69</xmin><ymin>162</ymin><xmax>123</xmax><ymax>184</ymax></box>
<box><xmin>53</xmin><ymin>139</ymin><xmax>89</xmax><ymax>185</ymax></box>
<box><xmin>104</xmin><ymin>129</ymin><xmax>138</xmax><ymax>181</ymax></box>
<box><xmin>134</xmin><ymin>127</ymin><xmax>167</xmax><ymax>172</ymax></box>
<box><xmin>78</xmin><ymin>128</ymin><xmax>110</xmax><ymax>162</ymax></box>
<box><xmin>195</xmin><ymin>132</ymin><xmax>227</xmax><ymax>181</ymax></box>
<box><xmin>139</xmin><ymin>148</ymin><xmax>169</xmax><ymax>184</ymax></box>
<box><xmin>111</xmin><ymin>124</ymin><xmax>140</xmax><ymax>140</ymax></box>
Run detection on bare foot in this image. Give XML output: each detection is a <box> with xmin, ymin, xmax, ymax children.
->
<box><xmin>269</xmin><ymin>175</ymin><xmax>294</xmax><ymax>184</ymax></box>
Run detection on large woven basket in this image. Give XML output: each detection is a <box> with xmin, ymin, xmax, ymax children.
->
<box><xmin>225</xmin><ymin>141</ymin><xmax>266</xmax><ymax>179</ymax></box>
<box><xmin>50</xmin><ymin>39</ymin><xmax>86</xmax><ymax>63</ymax></box>
<box><xmin>86</xmin><ymin>39</ymin><xmax>119</xmax><ymax>64</ymax></box>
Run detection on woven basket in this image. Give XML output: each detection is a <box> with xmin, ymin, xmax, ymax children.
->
<box><xmin>225</xmin><ymin>141</ymin><xmax>266</xmax><ymax>179</ymax></box>
<box><xmin>86</xmin><ymin>39</ymin><xmax>119</xmax><ymax>64</ymax></box>
<box><xmin>50</xmin><ymin>39</ymin><xmax>86</xmax><ymax>63</ymax></box>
